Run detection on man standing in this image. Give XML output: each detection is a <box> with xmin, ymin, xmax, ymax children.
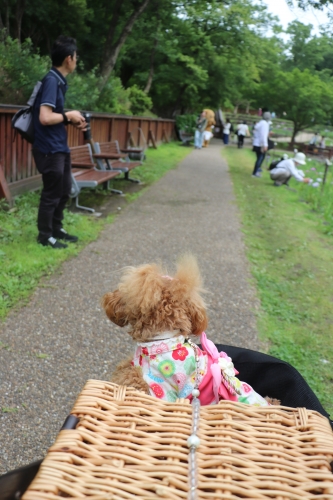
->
<box><xmin>194</xmin><ymin>111</ymin><xmax>207</xmax><ymax>149</ymax></box>
<box><xmin>252</xmin><ymin>111</ymin><xmax>271</xmax><ymax>177</ymax></box>
<box><xmin>33</xmin><ymin>35</ymin><xmax>86</xmax><ymax>249</ymax></box>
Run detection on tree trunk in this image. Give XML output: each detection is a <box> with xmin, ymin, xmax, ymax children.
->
<box><xmin>6</xmin><ymin>2</ymin><xmax>10</xmax><ymax>35</ymax></box>
<box><xmin>99</xmin><ymin>0</ymin><xmax>151</xmax><ymax>91</ymax></box>
<box><xmin>16</xmin><ymin>0</ymin><xmax>26</xmax><ymax>43</ymax></box>
<box><xmin>290</xmin><ymin>125</ymin><xmax>298</xmax><ymax>148</ymax></box>
<box><xmin>144</xmin><ymin>30</ymin><xmax>159</xmax><ymax>93</ymax></box>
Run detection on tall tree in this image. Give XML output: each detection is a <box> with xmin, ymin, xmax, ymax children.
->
<box><xmin>98</xmin><ymin>0</ymin><xmax>151</xmax><ymax>89</ymax></box>
<box><xmin>260</xmin><ymin>68</ymin><xmax>333</xmax><ymax>145</ymax></box>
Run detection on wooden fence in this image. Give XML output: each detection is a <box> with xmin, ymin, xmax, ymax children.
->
<box><xmin>0</xmin><ymin>105</ymin><xmax>175</xmax><ymax>197</ymax></box>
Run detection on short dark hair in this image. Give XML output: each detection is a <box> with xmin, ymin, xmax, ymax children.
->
<box><xmin>51</xmin><ymin>36</ymin><xmax>77</xmax><ymax>66</ymax></box>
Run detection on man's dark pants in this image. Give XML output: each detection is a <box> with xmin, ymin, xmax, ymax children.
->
<box><xmin>252</xmin><ymin>146</ymin><xmax>266</xmax><ymax>175</ymax></box>
<box><xmin>238</xmin><ymin>134</ymin><xmax>245</xmax><ymax>148</ymax></box>
<box><xmin>33</xmin><ymin>149</ymin><xmax>71</xmax><ymax>242</ymax></box>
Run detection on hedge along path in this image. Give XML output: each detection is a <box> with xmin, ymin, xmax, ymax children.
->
<box><xmin>0</xmin><ymin>140</ymin><xmax>261</xmax><ymax>474</ymax></box>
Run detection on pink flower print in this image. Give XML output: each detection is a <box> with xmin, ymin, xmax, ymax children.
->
<box><xmin>172</xmin><ymin>373</ymin><xmax>187</xmax><ymax>390</ymax></box>
<box><xmin>150</xmin><ymin>355</ymin><xmax>156</xmax><ymax>360</ymax></box>
<box><xmin>142</xmin><ymin>347</ymin><xmax>149</xmax><ymax>356</ymax></box>
<box><xmin>150</xmin><ymin>384</ymin><xmax>164</xmax><ymax>399</ymax></box>
<box><xmin>242</xmin><ymin>383</ymin><xmax>252</xmax><ymax>394</ymax></box>
<box><xmin>151</xmin><ymin>342</ymin><xmax>169</xmax><ymax>355</ymax></box>
<box><xmin>172</xmin><ymin>346</ymin><xmax>189</xmax><ymax>361</ymax></box>
<box><xmin>139</xmin><ymin>355</ymin><xmax>143</xmax><ymax>366</ymax></box>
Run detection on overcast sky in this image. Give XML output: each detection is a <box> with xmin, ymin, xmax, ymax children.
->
<box><xmin>262</xmin><ymin>0</ymin><xmax>330</xmax><ymax>33</ymax></box>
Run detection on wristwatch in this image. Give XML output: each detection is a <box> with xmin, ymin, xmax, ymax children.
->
<box><xmin>62</xmin><ymin>112</ymin><xmax>70</xmax><ymax>125</ymax></box>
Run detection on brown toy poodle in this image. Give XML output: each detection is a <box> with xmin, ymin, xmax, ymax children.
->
<box><xmin>102</xmin><ymin>255</ymin><xmax>277</xmax><ymax>406</ymax></box>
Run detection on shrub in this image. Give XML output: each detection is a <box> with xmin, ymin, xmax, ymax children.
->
<box><xmin>175</xmin><ymin>114</ymin><xmax>197</xmax><ymax>134</ymax></box>
<box><xmin>127</xmin><ymin>85</ymin><xmax>153</xmax><ymax>116</ymax></box>
<box><xmin>0</xmin><ymin>35</ymin><xmax>50</xmax><ymax>104</ymax></box>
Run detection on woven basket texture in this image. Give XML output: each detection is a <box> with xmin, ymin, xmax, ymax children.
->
<box><xmin>23</xmin><ymin>380</ymin><xmax>333</xmax><ymax>500</ymax></box>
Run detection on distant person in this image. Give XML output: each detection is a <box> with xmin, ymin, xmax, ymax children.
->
<box><xmin>309</xmin><ymin>132</ymin><xmax>319</xmax><ymax>146</ymax></box>
<box><xmin>194</xmin><ymin>111</ymin><xmax>207</xmax><ymax>149</ymax></box>
<box><xmin>258</xmin><ymin>108</ymin><xmax>262</xmax><ymax>117</ymax></box>
<box><xmin>270</xmin><ymin>152</ymin><xmax>311</xmax><ymax>187</ymax></box>
<box><xmin>237</xmin><ymin>121</ymin><xmax>250</xmax><ymax>149</ymax></box>
<box><xmin>319</xmin><ymin>136</ymin><xmax>326</xmax><ymax>149</ymax></box>
<box><xmin>223</xmin><ymin>118</ymin><xmax>231</xmax><ymax>145</ymax></box>
<box><xmin>252</xmin><ymin>111</ymin><xmax>271</xmax><ymax>177</ymax></box>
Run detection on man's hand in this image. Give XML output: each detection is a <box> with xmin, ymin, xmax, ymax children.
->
<box><xmin>303</xmin><ymin>178</ymin><xmax>311</xmax><ymax>183</ymax></box>
<box><xmin>66</xmin><ymin>111</ymin><xmax>87</xmax><ymax>130</ymax></box>
<box><xmin>261</xmin><ymin>146</ymin><xmax>268</xmax><ymax>153</ymax></box>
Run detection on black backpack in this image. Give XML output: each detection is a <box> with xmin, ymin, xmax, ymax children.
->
<box><xmin>11</xmin><ymin>80</ymin><xmax>43</xmax><ymax>143</ymax></box>
<box><xmin>268</xmin><ymin>158</ymin><xmax>283</xmax><ymax>171</ymax></box>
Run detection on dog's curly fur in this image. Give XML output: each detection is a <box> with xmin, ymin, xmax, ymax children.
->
<box><xmin>102</xmin><ymin>255</ymin><xmax>207</xmax><ymax>392</ymax></box>
<box><xmin>102</xmin><ymin>255</ymin><xmax>280</xmax><ymax>405</ymax></box>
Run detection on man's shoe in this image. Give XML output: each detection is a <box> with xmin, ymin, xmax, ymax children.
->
<box><xmin>252</xmin><ymin>173</ymin><xmax>261</xmax><ymax>178</ymax></box>
<box><xmin>53</xmin><ymin>228</ymin><xmax>78</xmax><ymax>243</ymax></box>
<box><xmin>38</xmin><ymin>237</ymin><xmax>68</xmax><ymax>249</ymax></box>
<box><xmin>274</xmin><ymin>181</ymin><xmax>282</xmax><ymax>187</ymax></box>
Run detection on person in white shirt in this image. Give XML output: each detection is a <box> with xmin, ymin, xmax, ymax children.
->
<box><xmin>270</xmin><ymin>152</ymin><xmax>311</xmax><ymax>186</ymax></box>
<box><xmin>309</xmin><ymin>133</ymin><xmax>318</xmax><ymax>146</ymax></box>
<box><xmin>237</xmin><ymin>121</ymin><xmax>250</xmax><ymax>149</ymax></box>
<box><xmin>319</xmin><ymin>136</ymin><xmax>326</xmax><ymax>149</ymax></box>
<box><xmin>252</xmin><ymin>112</ymin><xmax>270</xmax><ymax>177</ymax></box>
<box><xmin>223</xmin><ymin>118</ymin><xmax>231</xmax><ymax>144</ymax></box>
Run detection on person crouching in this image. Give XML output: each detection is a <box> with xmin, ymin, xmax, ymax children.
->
<box><xmin>270</xmin><ymin>152</ymin><xmax>311</xmax><ymax>187</ymax></box>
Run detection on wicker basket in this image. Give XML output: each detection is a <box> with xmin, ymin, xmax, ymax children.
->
<box><xmin>23</xmin><ymin>380</ymin><xmax>333</xmax><ymax>499</ymax></box>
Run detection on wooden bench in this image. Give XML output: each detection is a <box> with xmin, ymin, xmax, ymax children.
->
<box><xmin>94</xmin><ymin>141</ymin><xmax>142</xmax><ymax>183</ymax></box>
<box><xmin>179</xmin><ymin>130</ymin><xmax>194</xmax><ymax>146</ymax></box>
<box><xmin>302</xmin><ymin>144</ymin><xmax>333</xmax><ymax>159</ymax></box>
<box><xmin>69</xmin><ymin>144</ymin><xmax>123</xmax><ymax>213</ymax></box>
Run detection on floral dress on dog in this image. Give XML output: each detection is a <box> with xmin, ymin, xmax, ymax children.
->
<box><xmin>133</xmin><ymin>332</ymin><xmax>269</xmax><ymax>406</ymax></box>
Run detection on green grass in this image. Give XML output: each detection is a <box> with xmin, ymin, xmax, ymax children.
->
<box><xmin>223</xmin><ymin>147</ymin><xmax>333</xmax><ymax>416</ymax></box>
<box><xmin>0</xmin><ymin>141</ymin><xmax>191</xmax><ymax>320</ymax></box>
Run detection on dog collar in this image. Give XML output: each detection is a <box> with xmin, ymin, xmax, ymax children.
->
<box><xmin>138</xmin><ymin>330</ymin><xmax>181</xmax><ymax>344</ymax></box>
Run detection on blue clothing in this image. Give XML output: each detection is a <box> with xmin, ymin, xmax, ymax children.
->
<box><xmin>252</xmin><ymin>146</ymin><xmax>266</xmax><ymax>175</ymax></box>
<box><xmin>223</xmin><ymin>133</ymin><xmax>229</xmax><ymax>145</ymax></box>
<box><xmin>194</xmin><ymin>130</ymin><xmax>204</xmax><ymax>148</ymax></box>
<box><xmin>33</xmin><ymin>68</ymin><xmax>69</xmax><ymax>154</ymax></box>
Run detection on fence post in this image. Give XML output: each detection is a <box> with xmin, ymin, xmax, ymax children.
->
<box><xmin>0</xmin><ymin>164</ymin><xmax>13</xmax><ymax>206</ymax></box>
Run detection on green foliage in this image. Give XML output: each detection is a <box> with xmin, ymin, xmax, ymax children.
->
<box><xmin>225</xmin><ymin>147</ymin><xmax>333</xmax><ymax>415</ymax></box>
<box><xmin>175</xmin><ymin>114</ymin><xmax>197</xmax><ymax>134</ymax></box>
<box><xmin>0</xmin><ymin>35</ymin><xmax>50</xmax><ymax>104</ymax></box>
<box><xmin>67</xmin><ymin>71</ymin><xmax>133</xmax><ymax>115</ymax></box>
<box><xmin>127</xmin><ymin>85</ymin><xmax>152</xmax><ymax>116</ymax></box>
<box><xmin>2</xmin><ymin>0</ymin><xmax>333</xmax><ymax>118</ymax></box>
<box><xmin>260</xmin><ymin>68</ymin><xmax>333</xmax><ymax>141</ymax></box>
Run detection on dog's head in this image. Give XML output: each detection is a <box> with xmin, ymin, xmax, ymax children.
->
<box><xmin>102</xmin><ymin>255</ymin><xmax>208</xmax><ymax>342</ymax></box>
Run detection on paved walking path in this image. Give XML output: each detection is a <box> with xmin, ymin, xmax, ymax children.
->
<box><xmin>0</xmin><ymin>141</ymin><xmax>261</xmax><ymax>474</ymax></box>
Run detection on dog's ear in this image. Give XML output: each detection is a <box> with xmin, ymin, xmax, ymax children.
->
<box><xmin>189</xmin><ymin>303</ymin><xmax>208</xmax><ymax>337</ymax></box>
<box><xmin>175</xmin><ymin>254</ymin><xmax>203</xmax><ymax>291</ymax></box>
<box><xmin>102</xmin><ymin>290</ymin><xmax>128</xmax><ymax>327</ymax></box>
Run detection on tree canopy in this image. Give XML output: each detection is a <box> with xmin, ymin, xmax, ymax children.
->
<box><xmin>1</xmin><ymin>0</ymin><xmax>333</xmax><ymax>122</ymax></box>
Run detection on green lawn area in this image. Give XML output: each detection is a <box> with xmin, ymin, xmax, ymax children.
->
<box><xmin>0</xmin><ymin>142</ymin><xmax>191</xmax><ymax>321</ymax></box>
<box><xmin>223</xmin><ymin>147</ymin><xmax>333</xmax><ymax>416</ymax></box>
